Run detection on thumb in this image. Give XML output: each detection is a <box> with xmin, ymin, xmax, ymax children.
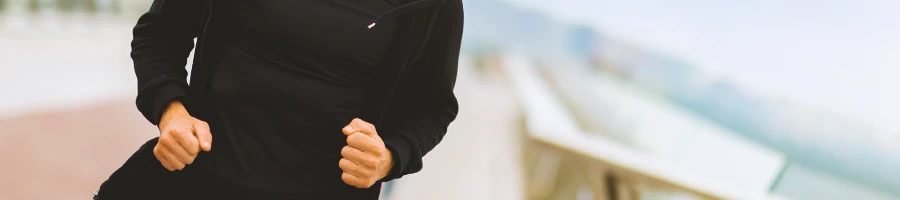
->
<box><xmin>193</xmin><ymin>121</ymin><xmax>213</xmax><ymax>152</ymax></box>
<box><xmin>343</xmin><ymin>118</ymin><xmax>376</xmax><ymax>136</ymax></box>
<box><xmin>342</xmin><ymin>124</ymin><xmax>355</xmax><ymax>136</ymax></box>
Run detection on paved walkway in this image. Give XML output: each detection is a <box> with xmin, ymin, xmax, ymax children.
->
<box><xmin>0</xmin><ymin>16</ymin><xmax>152</xmax><ymax>200</ymax></box>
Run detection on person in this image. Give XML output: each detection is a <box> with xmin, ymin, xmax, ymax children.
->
<box><xmin>94</xmin><ymin>0</ymin><xmax>463</xmax><ymax>199</ymax></box>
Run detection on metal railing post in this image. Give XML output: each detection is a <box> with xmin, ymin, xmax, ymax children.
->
<box><xmin>528</xmin><ymin>150</ymin><xmax>563</xmax><ymax>200</ymax></box>
<box><xmin>583</xmin><ymin>163</ymin><xmax>611</xmax><ymax>200</ymax></box>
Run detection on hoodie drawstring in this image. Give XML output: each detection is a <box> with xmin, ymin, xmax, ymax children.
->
<box><xmin>368</xmin><ymin>0</ymin><xmax>444</xmax><ymax>29</ymax></box>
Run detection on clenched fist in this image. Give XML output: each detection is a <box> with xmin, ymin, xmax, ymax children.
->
<box><xmin>339</xmin><ymin>118</ymin><xmax>394</xmax><ymax>188</ymax></box>
<box><xmin>154</xmin><ymin>100</ymin><xmax>212</xmax><ymax>171</ymax></box>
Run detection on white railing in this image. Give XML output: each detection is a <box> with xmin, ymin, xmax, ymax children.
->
<box><xmin>503</xmin><ymin>52</ymin><xmax>788</xmax><ymax>200</ymax></box>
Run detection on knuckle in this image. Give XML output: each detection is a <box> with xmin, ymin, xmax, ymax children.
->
<box><xmin>188</xmin><ymin>139</ymin><xmax>201</xmax><ymax>148</ymax></box>
<box><xmin>365</xmin><ymin>158</ymin><xmax>378</xmax><ymax>168</ymax></box>
<box><xmin>338</xmin><ymin>159</ymin><xmax>351</xmax><ymax>169</ymax></box>
<box><xmin>177</xmin><ymin>127</ymin><xmax>193</xmax><ymax>135</ymax></box>
<box><xmin>158</xmin><ymin>139</ymin><xmax>173</xmax><ymax>148</ymax></box>
<box><xmin>187</xmin><ymin>148</ymin><xmax>199</xmax><ymax>155</ymax></box>
<box><xmin>164</xmin><ymin>125</ymin><xmax>179</xmax><ymax>133</ymax></box>
<box><xmin>361</xmin><ymin>170</ymin><xmax>374</xmax><ymax>178</ymax></box>
<box><xmin>157</xmin><ymin>142</ymin><xmax>171</xmax><ymax>151</ymax></box>
<box><xmin>347</xmin><ymin>135</ymin><xmax>362</xmax><ymax>145</ymax></box>
<box><xmin>342</xmin><ymin>173</ymin><xmax>355</xmax><ymax>183</ymax></box>
<box><xmin>341</xmin><ymin>146</ymin><xmax>352</xmax><ymax>156</ymax></box>
<box><xmin>159</xmin><ymin>132</ymin><xmax>171</xmax><ymax>139</ymax></box>
<box><xmin>162</xmin><ymin>131</ymin><xmax>177</xmax><ymax>139</ymax></box>
<box><xmin>356</xmin><ymin>134</ymin><xmax>370</xmax><ymax>142</ymax></box>
<box><xmin>371</xmin><ymin>149</ymin><xmax>383</xmax><ymax>156</ymax></box>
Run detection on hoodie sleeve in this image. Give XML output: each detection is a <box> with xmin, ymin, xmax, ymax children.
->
<box><xmin>380</xmin><ymin>0</ymin><xmax>464</xmax><ymax>181</ymax></box>
<box><xmin>131</xmin><ymin>0</ymin><xmax>203</xmax><ymax>125</ymax></box>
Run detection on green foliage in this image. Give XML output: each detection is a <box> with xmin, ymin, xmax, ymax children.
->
<box><xmin>27</xmin><ymin>0</ymin><xmax>39</xmax><ymax>13</ymax></box>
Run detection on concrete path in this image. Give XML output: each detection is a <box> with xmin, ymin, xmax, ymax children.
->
<box><xmin>0</xmin><ymin>15</ymin><xmax>157</xmax><ymax>200</ymax></box>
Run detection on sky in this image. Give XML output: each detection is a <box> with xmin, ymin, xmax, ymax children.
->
<box><xmin>501</xmin><ymin>0</ymin><xmax>900</xmax><ymax>135</ymax></box>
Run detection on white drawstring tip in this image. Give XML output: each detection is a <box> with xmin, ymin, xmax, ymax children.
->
<box><xmin>367</xmin><ymin>22</ymin><xmax>377</xmax><ymax>29</ymax></box>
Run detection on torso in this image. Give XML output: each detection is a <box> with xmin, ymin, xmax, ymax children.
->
<box><xmin>192</xmin><ymin>0</ymin><xmax>400</xmax><ymax>195</ymax></box>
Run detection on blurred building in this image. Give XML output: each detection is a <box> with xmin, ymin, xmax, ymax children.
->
<box><xmin>463</xmin><ymin>0</ymin><xmax>900</xmax><ymax>199</ymax></box>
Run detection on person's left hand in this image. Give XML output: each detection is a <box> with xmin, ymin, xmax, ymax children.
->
<box><xmin>340</xmin><ymin>118</ymin><xmax>394</xmax><ymax>188</ymax></box>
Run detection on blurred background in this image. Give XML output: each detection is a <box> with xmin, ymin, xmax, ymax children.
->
<box><xmin>1</xmin><ymin>0</ymin><xmax>899</xmax><ymax>199</ymax></box>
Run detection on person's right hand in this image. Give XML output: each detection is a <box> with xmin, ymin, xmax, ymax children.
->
<box><xmin>154</xmin><ymin>100</ymin><xmax>212</xmax><ymax>171</ymax></box>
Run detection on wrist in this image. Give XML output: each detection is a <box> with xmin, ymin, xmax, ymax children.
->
<box><xmin>160</xmin><ymin>100</ymin><xmax>188</xmax><ymax>127</ymax></box>
<box><xmin>381</xmin><ymin>148</ymin><xmax>395</xmax><ymax>179</ymax></box>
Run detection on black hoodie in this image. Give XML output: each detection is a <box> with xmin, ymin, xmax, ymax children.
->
<box><xmin>99</xmin><ymin>0</ymin><xmax>463</xmax><ymax>199</ymax></box>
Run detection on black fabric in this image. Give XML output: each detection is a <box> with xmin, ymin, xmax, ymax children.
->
<box><xmin>369</xmin><ymin>0</ymin><xmax>442</xmax><ymax>29</ymax></box>
<box><xmin>103</xmin><ymin>0</ymin><xmax>463</xmax><ymax>199</ymax></box>
<box><xmin>184</xmin><ymin>0</ymin><xmax>399</xmax><ymax>194</ymax></box>
<box><xmin>378</xmin><ymin>0</ymin><xmax>464</xmax><ymax>181</ymax></box>
<box><xmin>97</xmin><ymin>138</ymin><xmax>375</xmax><ymax>200</ymax></box>
<box><xmin>96</xmin><ymin>138</ymin><xmax>234</xmax><ymax>200</ymax></box>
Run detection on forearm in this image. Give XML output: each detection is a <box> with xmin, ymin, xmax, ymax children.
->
<box><xmin>131</xmin><ymin>0</ymin><xmax>202</xmax><ymax>125</ymax></box>
<box><xmin>136</xmin><ymin>80</ymin><xmax>190</xmax><ymax>125</ymax></box>
<box><xmin>381</xmin><ymin>100</ymin><xmax>458</xmax><ymax>181</ymax></box>
<box><xmin>380</xmin><ymin>0</ymin><xmax>464</xmax><ymax>181</ymax></box>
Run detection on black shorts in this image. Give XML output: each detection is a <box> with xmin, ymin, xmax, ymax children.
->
<box><xmin>95</xmin><ymin>138</ymin><xmax>238</xmax><ymax>200</ymax></box>
<box><xmin>95</xmin><ymin>138</ymin><xmax>379</xmax><ymax>200</ymax></box>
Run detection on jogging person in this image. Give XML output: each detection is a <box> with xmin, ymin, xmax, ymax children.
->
<box><xmin>95</xmin><ymin>0</ymin><xmax>463</xmax><ymax>199</ymax></box>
